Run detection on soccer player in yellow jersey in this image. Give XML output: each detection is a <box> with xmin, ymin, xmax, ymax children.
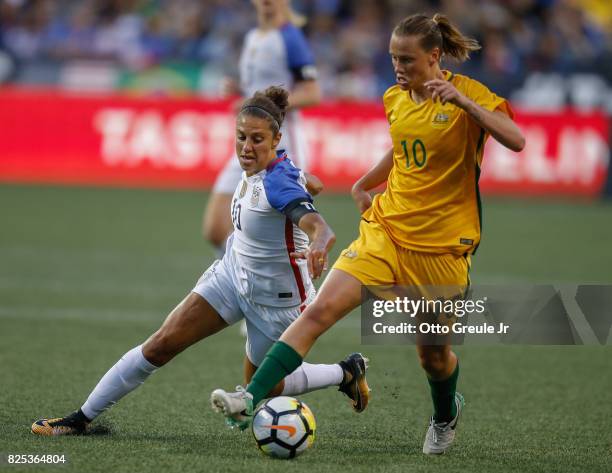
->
<box><xmin>212</xmin><ymin>13</ymin><xmax>525</xmax><ymax>455</ymax></box>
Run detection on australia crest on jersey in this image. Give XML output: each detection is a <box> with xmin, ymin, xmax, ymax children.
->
<box><xmin>431</xmin><ymin>105</ymin><xmax>454</xmax><ymax>128</ymax></box>
<box><xmin>432</xmin><ymin>112</ymin><xmax>449</xmax><ymax>124</ymax></box>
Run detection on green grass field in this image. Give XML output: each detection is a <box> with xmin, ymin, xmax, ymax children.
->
<box><xmin>1</xmin><ymin>184</ymin><xmax>611</xmax><ymax>472</ymax></box>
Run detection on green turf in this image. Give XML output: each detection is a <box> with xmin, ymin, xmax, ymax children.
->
<box><xmin>1</xmin><ymin>184</ymin><xmax>611</xmax><ymax>472</ymax></box>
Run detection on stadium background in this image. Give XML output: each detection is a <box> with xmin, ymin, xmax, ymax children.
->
<box><xmin>1</xmin><ymin>1</ymin><xmax>611</xmax><ymax>472</ymax></box>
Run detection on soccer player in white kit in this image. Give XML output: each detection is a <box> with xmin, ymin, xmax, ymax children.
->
<box><xmin>203</xmin><ymin>0</ymin><xmax>321</xmax><ymax>258</ymax></box>
<box><xmin>31</xmin><ymin>87</ymin><xmax>369</xmax><ymax>436</ymax></box>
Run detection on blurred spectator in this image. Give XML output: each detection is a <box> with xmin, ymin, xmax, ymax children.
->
<box><xmin>0</xmin><ymin>0</ymin><xmax>610</xmax><ymax>102</ymax></box>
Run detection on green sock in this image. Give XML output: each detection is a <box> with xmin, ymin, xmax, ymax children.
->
<box><xmin>428</xmin><ymin>361</ymin><xmax>459</xmax><ymax>423</ymax></box>
<box><xmin>247</xmin><ymin>341</ymin><xmax>303</xmax><ymax>406</ymax></box>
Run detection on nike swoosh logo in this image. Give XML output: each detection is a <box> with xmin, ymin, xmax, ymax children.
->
<box><xmin>263</xmin><ymin>424</ymin><xmax>297</xmax><ymax>437</ymax></box>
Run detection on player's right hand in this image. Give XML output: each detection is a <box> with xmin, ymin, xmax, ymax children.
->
<box><xmin>290</xmin><ymin>246</ymin><xmax>328</xmax><ymax>280</ymax></box>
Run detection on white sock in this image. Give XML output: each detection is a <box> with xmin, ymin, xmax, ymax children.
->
<box><xmin>281</xmin><ymin>362</ymin><xmax>344</xmax><ymax>396</ymax></box>
<box><xmin>81</xmin><ymin>345</ymin><xmax>158</xmax><ymax>421</ymax></box>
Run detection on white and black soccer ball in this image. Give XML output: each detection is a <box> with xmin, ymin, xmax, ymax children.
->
<box><xmin>251</xmin><ymin>396</ymin><xmax>316</xmax><ymax>459</ymax></box>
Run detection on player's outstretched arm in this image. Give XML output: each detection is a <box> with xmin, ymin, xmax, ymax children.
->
<box><xmin>304</xmin><ymin>172</ymin><xmax>323</xmax><ymax>196</ymax></box>
<box><xmin>351</xmin><ymin>147</ymin><xmax>394</xmax><ymax>213</ymax></box>
<box><xmin>291</xmin><ymin>213</ymin><xmax>335</xmax><ymax>279</ymax></box>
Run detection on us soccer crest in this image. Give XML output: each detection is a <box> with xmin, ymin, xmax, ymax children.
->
<box><xmin>251</xmin><ymin>185</ymin><xmax>261</xmax><ymax>206</ymax></box>
<box><xmin>239</xmin><ymin>181</ymin><xmax>248</xmax><ymax>198</ymax></box>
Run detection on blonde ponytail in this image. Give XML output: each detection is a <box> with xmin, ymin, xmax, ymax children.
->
<box><xmin>432</xmin><ymin>13</ymin><xmax>480</xmax><ymax>62</ymax></box>
<box><xmin>393</xmin><ymin>13</ymin><xmax>480</xmax><ymax>63</ymax></box>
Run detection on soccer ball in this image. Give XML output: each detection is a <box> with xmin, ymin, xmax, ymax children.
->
<box><xmin>251</xmin><ymin>396</ymin><xmax>316</xmax><ymax>459</ymax></box>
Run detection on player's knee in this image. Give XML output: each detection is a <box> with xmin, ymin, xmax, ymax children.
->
<box><xmin>301</xmin><ymin>299</ymin><xmax>336</xmax><ymax>335</ymax></box>
<box><xmin>142</xmin><ymin>332</ymin><xmax>179</xmax><ymax>367</ymax></box>
<box><xmin>418</xmin><ymin>350</ymin><xmax>449</xmax><ymax>377</ymax></box>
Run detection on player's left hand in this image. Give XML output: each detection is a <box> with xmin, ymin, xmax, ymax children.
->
<box><xmin>290</xmin><ymin>246</ymin><xmax>328</xmax><ymax>279</ymax></box>
<box><xmin>424</xmin><ymin>79</ymin><xmax>468</xmax><ymax>107</ymax></box>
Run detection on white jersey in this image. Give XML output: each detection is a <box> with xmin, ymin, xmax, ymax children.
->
<box><xmin>238</xmin><ymin>23</ymin><xmax>317</xmax><ymax>167</ymax></box>
<box><xmin>239</xmin><ymin>23</ymin><xmax>317</xmax><ymax>100</ymax></box>
<box><xmin>227</xmin><ymin>151</ymin><xmax>315</xmax><ymax>308</ymax></box>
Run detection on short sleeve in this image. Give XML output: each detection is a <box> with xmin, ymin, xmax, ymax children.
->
<box><xmin>382</xmin><ymin>85</ymin><xmax>401</xmax><ymax>124</ymax></box>
<box><xmin>264</xmin><ymin>163</ymin><xmax>313</xmax><ymax>213</ymax></box>
<box><xmin>280</xmin><ymin>24</ymin><xmax>318</xmax><ymax>81</ymax></box>
<box><xmin>465</xmin><ymin>78</ymin><xmax>514</xmax><ymax>119</ymax></box>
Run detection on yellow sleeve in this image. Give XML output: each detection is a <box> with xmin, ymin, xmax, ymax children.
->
<box><xmin>465</xmin><ymin>78</ymin><xmax>514</xmax><ymax>119</ymax></box>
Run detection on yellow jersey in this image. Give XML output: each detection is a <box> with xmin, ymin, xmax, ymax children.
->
<box><xmin>364</xmin><ymin>70</ymin><xmax>513</xmax><ymax>255</ymax></box>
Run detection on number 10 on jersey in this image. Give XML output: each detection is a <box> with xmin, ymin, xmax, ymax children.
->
<box><xmin>401</xmin><ymin>139</ymin><xmax>427</xmax><ymax>168</ymax></box>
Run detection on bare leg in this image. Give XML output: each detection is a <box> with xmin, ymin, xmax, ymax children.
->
<box><xmin>33</xmin><ymin>292</ymin><xmax>231</xmax><ymax>435</ymax></box>
<box><xmin>241</xmin><ymin>269</ymin><xmax>363</xmax><ymax>398</ymax></box>
<box><xmin>80</xmin><ymin>293</ymin><xmax>227</xmax><ymax>420</ymax></box>
<box><xmin>143</xmin><ymin>292</ymin><xmax>228</xmax><ymax>366</ymax></box>
<box><xmin>210</xmin><ymin>271</ymin><xmax>365</xmax><ymax>417</ymax></box>
<box><xmin>280</xmin><ymin>269</ymin><xmax>363</xmax><ymax>357</ymax></box>
<box><xmin>416</xmin><ymin>345</ymin><xmax>457</xmax><ymax>380</ymax></box>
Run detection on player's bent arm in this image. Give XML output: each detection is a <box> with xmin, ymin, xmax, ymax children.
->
<box><xmin>288</xmin><ymin>80</ymin><xmax>322</xmax><ymax>110</ymax></box>
<box><xmin>296</xmin><ymin>212</ymin><xmax>336</xmax><ymax>279</ymax></box>
<box><xmin>351</xmin><ymin>147</ymin><xmax>394</xmax><ymax>213</ymax></box>
<box><xmin>352</xmin><ymin>147</ymin><xmax>394</xmax><ymax>192</ymax></box>
<box><xmin>304</xmin><ymin>173</ymin><xmax>323</xmax><ymax>196</ymax></box>
<box><xmin>424</xmin><ymin>79</ymin><xmax>525</xmax><ymax>152</ymax></box>
<box><xmin>460</xmin><ymin>101</ymin><xmax>525</xmax><ymax>152</ymax></box>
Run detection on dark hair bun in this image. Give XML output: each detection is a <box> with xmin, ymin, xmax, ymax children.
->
<box><xmin>262</xmin><ymin>86</ymin><xmax>289</xmax><ymax>114</ymax></box>
<box><xmin>240</xmin><ymin>85</ymin><xmax>290</xmax><ymax>133</ymax></box>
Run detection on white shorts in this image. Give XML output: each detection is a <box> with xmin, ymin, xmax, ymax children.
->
<box><xmin>192</xmin><ymin>256</ymin><xmax>315</xmax><ymax>366</ymax></box>
<box><xmin>212</xmin><ymin>112</ymin><xmax>308</xmax><ymax>195</ymax></box>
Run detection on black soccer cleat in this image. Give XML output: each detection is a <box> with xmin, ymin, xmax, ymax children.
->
<box><xmin>338</xmin><ymin>353</ymin><xmax>371</xmax><ymax>413</ymax></box>
<box><xmin>31</xmin><ymin>410</ymin><xmax>90</xmax><ymax>436</ymax></box>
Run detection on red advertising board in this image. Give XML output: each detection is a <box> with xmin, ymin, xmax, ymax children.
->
<box><xmin>0</xmin><ymin>87</ymin><xmax>609</xmax><ymax>196</ymax></box>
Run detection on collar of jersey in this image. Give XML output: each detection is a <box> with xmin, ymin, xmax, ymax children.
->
<box><xmin>244</xmin><ymin>150</ymin><xmax>287</xmax><ymax>182</ymax></box>
<box><xmin>406</xmin><ymin>70</ymin><xmax>454</xmax><ymax>106</ymax></box>
<box><xmin>266</xmin><ymin>150</ymin><xmax>287</xmax><ymax>171</ymax></box>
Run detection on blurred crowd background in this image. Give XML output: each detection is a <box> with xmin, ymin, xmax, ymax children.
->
<box><xmin>1</xmin><ymin>0</ymin><xmax>612</xmax><ymax>110</ymax></box>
